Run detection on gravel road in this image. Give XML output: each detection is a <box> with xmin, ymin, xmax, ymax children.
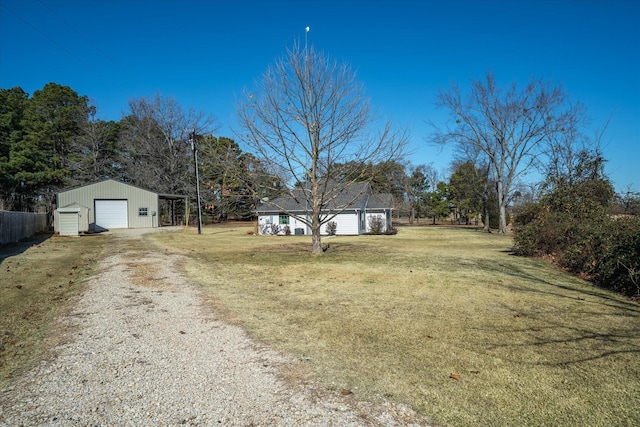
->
<box><xmin>0</xmin><ymin>230</ymin><xmax>429</xmax><ymax>426</ymax></box>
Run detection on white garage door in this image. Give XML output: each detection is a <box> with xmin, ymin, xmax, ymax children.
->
<box><xmin>59</xmin><ymin>211</ymin><xmax>79</xmax><ymax>236</ymax></box>
<box><xmin>95</xmin><ymin>200</ymin><xmax>128</xmax><ymax>229</ymax></box>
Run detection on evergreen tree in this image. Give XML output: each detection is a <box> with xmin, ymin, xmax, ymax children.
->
<box><xmin>0</xmin><ymin>87</ymin><xmax>29</xmax><ymax>210</ymax></box>
<box><xmin>2</xmin><ymin>83</ymin><xmax>91</xmax><ymax>210</ymax></box>
<box><xmin>448</xmin><ymin>161</ymin><xmax>485</xmax><ymax>224</ymax></box>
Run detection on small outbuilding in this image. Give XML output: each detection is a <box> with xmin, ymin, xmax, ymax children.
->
<box><xmin>55</xmin><ymin>207</ymin><xmax>81</xmax><ymax>236</ymax></box>
<box><xmin>54</xmin><ymin>203</ymin><xmax>90</xmax><ymax>236</ymax></box>
<box><xmin>57</xmin><ymin>179</ymin><xmax>187</xmax><ymax>231</ymax></box>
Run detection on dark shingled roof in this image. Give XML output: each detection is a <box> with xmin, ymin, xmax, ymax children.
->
<box><xmin>255</xmin><ymin>181</ymin><xmax>393</xmax><ymax>213</ymax></box>
<box><xmin>367</xmin><ymin>193</ymin><xmax>394</xmax><ymax>210</ymax></box>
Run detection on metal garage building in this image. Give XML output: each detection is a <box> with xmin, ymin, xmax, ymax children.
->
<box><xmin>57</xmin><ymin>180</ymin><xmax>186</xmax><ymax>230</ymax></box>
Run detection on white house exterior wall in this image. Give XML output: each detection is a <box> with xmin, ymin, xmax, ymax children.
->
<box><xmin>257</xmin><ymin>214</ymin><xmax>309</xmax><ymax>235</ymax></box>
<box><xmin>256</xmin><ymin>210</ymin><xmax>393</xmax><ymax>236</ymax></box>
<box><xmin>290</xmin><ymin>215</ymin><xmax>308</xmax><ymax>234</ymax></box>
<box><xmin>257</xmin><ymin>212</ymin><xmax>361</xmax><ymax>235</ymax></box>
<box><xmin>329</xmin><ymin>212</ymin><xmax>360</xmax><ymax>235</ymax></box>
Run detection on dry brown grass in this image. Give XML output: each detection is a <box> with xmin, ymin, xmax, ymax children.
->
<box><xmin>149</xmin><ymin>224</ymin><xmax>640</xmax><ymax>427</ymax></box>
<box><xmin>0</xmin><ymin>233</ymin><xmax>110</xmax><ymax>387</ymax></box>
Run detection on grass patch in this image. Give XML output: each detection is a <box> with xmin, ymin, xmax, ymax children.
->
<box><xmin>149</xmin><ymin>224</ymin><xmax>640</xmax><ymax>427</ymax></box>
<box><xmin>0</xmin><ymin>233</ymin><xmax>110</xmax><ymax>388</ymax></box>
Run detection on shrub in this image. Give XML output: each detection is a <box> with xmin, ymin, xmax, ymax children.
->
<box><xmin>514</xmin><ymin>210</ymin><xmax>576</xmax><ymax>258</ymax></box>
<box><xmin>589</xmin><ymin>216</ymin><xmax>640</xmax><ymax>297</ymax></box>
<box><xmin>513</xmin><ymin>149</ymin><xmax>639</xmax><ymax>297</ymax></box>
<box><xmin>283</xmin><ymin>225</ymin><xmax>291</xmax><ymax>236</ymax></box>
<box><xmin>384</xmin><ymin>226</ymin><xmax>399</xmax><ymax>235</ymax></box>
<box><xmin>326</xmin><ymin>221</ymin><xmax>337</xmax><ymax>236</ymax></box>
<box><xmin>368</xmin><ymin>215</ymin><xmax>385</xmax><ymax>234</ymax></box>
<box><xmin>515</xmin><ymin>214</ymin><xmax>640</xmax><ymax>298</ymax></box>
<box><xmin>269</xmin><ymin>223</ymin><xmax>281</xmax><ymax>235</ymax></box>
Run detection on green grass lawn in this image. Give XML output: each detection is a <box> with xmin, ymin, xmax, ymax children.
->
<box><xmin>150</xmin><ymin>224</ymin><xmax>640</xmax><ymax>427</ymax></box>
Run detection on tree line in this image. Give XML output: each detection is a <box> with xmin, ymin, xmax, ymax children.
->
<box><xmin>0</xmin><ymin>83</ymin><xmax>271</xmax><ymax>222</ymax></box>
<box><xmin>0</xmin><ymin>81</ymin><xmax>521</xmax><ymax>230</ymax></box>
<box><xmin>1</xmin><ymin>43</ymin><xmax>638</xmax><ymax>289</ymax></box>
<box><xmin>1</xmin><ymin>79</ymin><xmax>637</xmax><ymax>228</ymax></box>
<box><xmin>0</xmin><ymin>81</ymin><xmax>499</xmax><ymax>230</ymax></box>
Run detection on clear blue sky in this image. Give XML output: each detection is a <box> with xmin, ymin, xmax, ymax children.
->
<box><xmin>1</xmin><ymin>0</ymin><xmax>638</xmax><ymax>192</ymax></box>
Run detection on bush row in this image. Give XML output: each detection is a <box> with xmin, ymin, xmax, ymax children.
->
<box><xmin>514</xmin><ymin>207</ymin><xmax>640</xmax><ymax>298</ymax></box>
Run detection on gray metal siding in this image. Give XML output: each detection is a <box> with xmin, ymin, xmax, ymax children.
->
<box><xmin>58</xmin><ymin>180</ymin><xmax>159</xmax><ymax>229</ymax></box>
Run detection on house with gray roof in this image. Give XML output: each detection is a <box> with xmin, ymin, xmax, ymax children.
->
<box><xmin>254</xmin><ymin>181</ymin><xmax>393</xmax><ymax>236</ymax></box>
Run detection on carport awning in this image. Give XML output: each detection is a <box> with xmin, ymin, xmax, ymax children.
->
<box><xmin>158</xmin><ymin>193</ymin><xmax>189</xmax><ymax>227</ymax></box>
<box><xmin>158</xmin><ymin>193</ymin><xmax>188</xmax><ymax>201</ymax></box>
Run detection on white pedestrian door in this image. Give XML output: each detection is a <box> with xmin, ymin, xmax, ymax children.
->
<box><xmin>95</xmin><ymin>200</ymin><xmax>128</xmax><ymax>229</ymax></box>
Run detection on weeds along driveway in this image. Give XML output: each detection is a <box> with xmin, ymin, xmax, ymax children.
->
<box><xmin>0</xmin><ymin>228</ymin><xmax>429</xmax><ymax>427</ymax></box>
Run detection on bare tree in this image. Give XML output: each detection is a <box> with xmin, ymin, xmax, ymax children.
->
<box><xmin>70</xmin><ymin>111</ymin><xmax>121</xmax><ymax>186</ymax></box>
<box><xmin>120</xmin><ymin>94</ymin><xmax>216</xmax><ymax>195</ymax></box>
<box><xmin>431</xmin><ymin>73</ymin><xmax>586</xmax><ymax>234</ymax></box>
<box><xmin>236</xmin><ymin>43</ymin><xmax>406</xmax><ymax>254</ymax></box>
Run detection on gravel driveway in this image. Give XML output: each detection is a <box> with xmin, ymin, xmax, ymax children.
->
<box><xmin>0</xmin><ymin>229</ymin><xmax>428</xmax><ymax>426</ymax></box>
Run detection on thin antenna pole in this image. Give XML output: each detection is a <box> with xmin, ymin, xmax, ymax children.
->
<box><xmin>303</xmin><ymin>26</ymin><xmax>311</xmax><ymax>183</ymax></box>
<box><xmin>305</xmin><ymin>26</ymin><xmax>310</xmax><ymax>57</ymax></box>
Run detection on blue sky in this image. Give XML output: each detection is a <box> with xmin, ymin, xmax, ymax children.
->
<box><xmin>1</xmin><ymin>0</ymin><xmax>638</xmax><ymax>192</ymax></box>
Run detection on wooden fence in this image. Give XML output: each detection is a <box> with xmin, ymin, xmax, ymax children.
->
<box><xmin>0</xmin><ymin>210</ymin><xmax>49</xmax><ymax>245</ymax></box>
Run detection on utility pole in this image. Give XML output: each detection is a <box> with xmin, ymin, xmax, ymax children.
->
<box><xmin>190</xmin><ymin>129</ymin><xmax>203</xmax><ymax>234</ymax></box>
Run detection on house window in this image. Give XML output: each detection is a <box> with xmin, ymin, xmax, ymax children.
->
<box><xmin>279</xmin><ymin>213</ymin><xmax>289</xmax><ymax>225</ymax></box>
<box><xmin>139</xmin><ymin>207</ymin><xmax>148</xmax><ymax>216</ymax></box>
